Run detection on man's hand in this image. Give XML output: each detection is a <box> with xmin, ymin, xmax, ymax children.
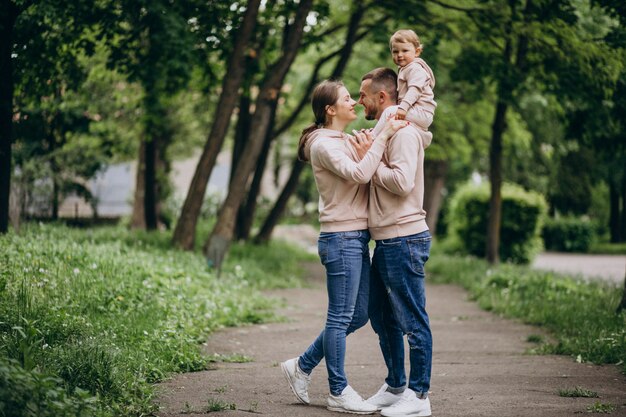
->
<box><xmin>395</xmin><ymin>108</ymin><xmax>406</xmax><ymax>120</ymax></box>
<box><xmin>349</xmin><ymin>129</ymin><xmax>374</xmax><ymax>160</ymax></box>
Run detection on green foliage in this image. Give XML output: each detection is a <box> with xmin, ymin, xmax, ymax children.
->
<box><xmin>0</xmin><ymin>224</ymin><xmax>312</xmax><ymax>415</ymax></box>
<box><xmin>542</xmin><ymin>216</ymin><xmax>595</xmax><ymax>252</ymax></box>
<box><xmin>589</xmin><ymin>242</ymin><xmax>626</xmax><ymax>255</ymax></box>
<box><xmin>0</xmin><ymin>357</ymin><xmax>102</xmax><ymax>417</ymax></box>
<box><xmin>447</xmin><ymin>182</ymin><xmax>547</xmax><ymax>263</ymax></box>
<box><xmin>427</xmin><ymin>250</ymin><xmax>626</xmax><ymax>374</ymax></box>
<box><xmin>558</xmin><ymin>386</ymin><xmax>599</xmax><ymax>398</ymax></box>
<box><xmin>586</xmin><ymin>401</ymin><xmax>616</xmax><ymax>413</ymax></box>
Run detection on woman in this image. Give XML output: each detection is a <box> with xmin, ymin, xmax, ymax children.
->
<box><xmin>280</xmin><ymin>80</ymin><xmax>407</xmax><ymax>414</ymax></box>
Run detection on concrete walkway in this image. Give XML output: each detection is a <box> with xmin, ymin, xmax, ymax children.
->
<box><xmin>156</xmin><ymin>261</ymin><xmax>626</xmax><ymax>417</ymax></box>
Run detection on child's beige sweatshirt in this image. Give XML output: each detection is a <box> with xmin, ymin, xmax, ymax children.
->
<box><xmin>368</xmin><ymin>123</ymin><xmax>432</xmax><ymax>240</ymax></box>
<box><xmin>397</xmin><ymin>57</ymin><xmax>437</xmax><ymax>115</ymax></box>
<box><xmin>303</xmin><ymin>128</ymin><xmax>387</xmax><ymax>233</ymax></box>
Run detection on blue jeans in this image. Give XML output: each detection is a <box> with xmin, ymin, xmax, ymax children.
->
<box><xmin>298</xmin><ymin>230</ymin><xmax>371</xmax><ymax>395</ymax></box>
<box><xmin>369</xmin><ymin>231</ymin><xmax>432</xmax><ymax>397</ymax></box>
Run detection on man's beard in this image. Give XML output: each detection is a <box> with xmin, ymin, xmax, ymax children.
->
<box><xmin>364</xmin><ymin>108</ymin><xmax>376</xmax><ymax>120</ymax></box>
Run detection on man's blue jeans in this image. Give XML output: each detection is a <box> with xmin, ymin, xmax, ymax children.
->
<box><xmin>369</xmin><ymin>230</ymin><xmax>432</xmax><ymax>397</ymax></box>
<box><xmin>298</xmin><ymin>230</ymin><xmax>371</xmax><ymax>395</ymax></box>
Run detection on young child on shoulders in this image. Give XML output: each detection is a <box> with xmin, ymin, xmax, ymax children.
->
<box><xmin>389</xmin><ymin>29</ymin><xmax>436</xmax><ymax>132</ymax></box>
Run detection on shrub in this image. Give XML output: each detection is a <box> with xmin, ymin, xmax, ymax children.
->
<box><xmin>542</xmin><ymin>217</ymin><xmax>595</xmax><ymax>252</ymax></box>
<box><xmin>447</xmin><ymin>182</ymin><xmax>547</xmax><ymax>263</ymax></box>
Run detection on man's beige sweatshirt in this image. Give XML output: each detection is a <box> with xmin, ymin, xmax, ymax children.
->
<box><xmin>303</xmin><ymin>128</ymin><xmax>387</xmax><ymax>233</ymax></box>
<box><xmin>369</xmin><ymin>116</ymin><xmax>432</xmax><ymax>240</ymax></box>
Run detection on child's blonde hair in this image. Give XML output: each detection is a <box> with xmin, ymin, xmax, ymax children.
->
<box><xmin>390</xmin><ymin>29</ymin><xmax>423</xmax><ymax>54</ymax></box>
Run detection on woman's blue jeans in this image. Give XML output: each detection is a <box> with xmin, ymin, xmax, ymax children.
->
<box><xmin>369</xmin><ymin>231</ymin><xmax>432</xmax><ymax>398</ymax></box>
<box><xmin>298</xmin><ymin>230</ymin><xmax>371</xmax><ymax>395</ymax></box>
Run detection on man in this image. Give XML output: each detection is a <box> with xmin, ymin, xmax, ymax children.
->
<box><xmin>358</xmin><ymin>67</ymin><xmax>433</xmax><ymax>417</ymax></box>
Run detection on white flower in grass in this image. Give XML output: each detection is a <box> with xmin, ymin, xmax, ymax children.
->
<box><xmin>73</xmin><ymin>268</ymin><xmax>80</xmax><ymax>275</ymax></box>
<box><xmin>90</xmin><ymin>263</ymin><xmax>97</xmax><ymax>269</ymax></box>
<box><xmin>38</xmin><ymin>268</ymin><xmax>45</xmax><ymax>274</ymax></box>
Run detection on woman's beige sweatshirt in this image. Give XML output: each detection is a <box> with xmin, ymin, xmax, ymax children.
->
<box><xmin>303</xmin><ymin>128</ymin><xmax>387</xmax><ymax>232</ymax></box>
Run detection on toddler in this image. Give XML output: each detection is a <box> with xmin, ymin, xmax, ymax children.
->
<box><xmin>390</xmin><ymin>29</ymin><xmax>436</xmax><ymax>131</ymax></box>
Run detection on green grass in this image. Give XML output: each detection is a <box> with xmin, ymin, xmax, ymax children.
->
<box><xmin>586</xmin><ymin>401</ymin><xmax>616</xmax><ymax>413</ymax></box>
<box><xmin>0</xmin><ymin>223</ymin><xmax>313</xmax><ymax>416</ymax></box>
<box><xmin>589</xmin><ymin>241</ymin><xmax>626</xmax><ymax>255</ymax></box>
<box><xmin>558</xmin><ymin>386</ymin><xmax>599</xmax><ymax>398</ymax></box>
<box><xmin>427</xmin><ymin>249</ymin><xmax>626</xmax><ymax>374</ymax></box>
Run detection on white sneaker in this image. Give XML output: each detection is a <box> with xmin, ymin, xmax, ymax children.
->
<box><xmin>280</xmin><ymin>357</ymin><xmax>311</xmax><ymax>404</ymax></box>
<box><xmin>327</xmin><ymin>385</ymin><xmax>377</xmax><ymax>414</ymax></box>
<box><xmin>366</xmin><ymin>383</ymin><xmax>404</xmax><ymax>410</ymax></box>
<box><xmin>381</xmin><ymin>389</ymin><xmax>431</xmax><ymax>417</ymax></box>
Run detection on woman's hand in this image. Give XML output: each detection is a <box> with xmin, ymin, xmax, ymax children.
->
<box><xmin>349</xmin><ymin>129</ymin><xmax>374</xmax><ymax>161</ymax></box>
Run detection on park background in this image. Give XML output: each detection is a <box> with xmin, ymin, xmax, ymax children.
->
<box><xmin>1</xmin><ymin>0</ymin><xmax>625</xmax><ymax>416</ymax></box>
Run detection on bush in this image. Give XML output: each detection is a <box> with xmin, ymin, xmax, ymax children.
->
<box><xmin>0</xmin><ymin>357</ymin><xmax>101</xmax><ymax>417</ymax></box>
<box><xmin>447</xmin><ymin>182</ymin><xmax>547</xmax><ymax>263</ymax></box>
<box><xmin>542</xmin><ymin>217</ymin><xmax>595</xmax><ymax>252</ymax></box>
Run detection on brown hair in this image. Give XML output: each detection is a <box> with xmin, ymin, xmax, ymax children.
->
<box><xmin>361</xmin><ymin>68</ymin><xmax>398</xmax><ymax>103</ymax></box>
<box><xmin>389</xmin><ymin>29</ymin><xmax>423</xmax><ymax>54</ymax></box>
<box><xmin>297</xmin><ymin>80</ymin><xmax>344</xmax><ymax>162</ymax></box>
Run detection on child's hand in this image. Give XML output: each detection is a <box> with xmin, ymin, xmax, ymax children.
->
<box><xmin>395</xmin><ymin>109</ymin><xmax>406</xmax><ymax>120</ymax></box>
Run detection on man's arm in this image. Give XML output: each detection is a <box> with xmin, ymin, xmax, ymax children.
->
<box><xmin>372</xmin><ymin>128</ymin><xmax>420</xmax><ymax>196</ymax></box>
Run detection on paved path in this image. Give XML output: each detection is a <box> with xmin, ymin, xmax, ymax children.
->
<box><xmin>532</xmin><ymin>252</ymin><xmax>626</xmax><ymax>285</ymax></box>
<box><xmin>156</xmin><ymin>262</ymin><xmax>626</xmax><ymax>417</ymax></box>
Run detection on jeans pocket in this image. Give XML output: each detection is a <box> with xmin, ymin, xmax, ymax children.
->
<box><xmin>318</xmin><ymin>238</ymin><xmax>329</xmax><ymax>263</ymax></box>
<box><xmin>407</xmin><ymin>237</ymin><xmax>431</xmax><ymax>276</ymax></box>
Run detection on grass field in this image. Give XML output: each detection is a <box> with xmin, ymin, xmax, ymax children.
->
<box><xmin>0</xmin><ymin>223</ymin><xmax>315</xmax><ymax>416</ymax></box>
<box><xmin>427</xmin><ymin>247</ymin><xmax>626</xmax><ymax>375</ymax></box>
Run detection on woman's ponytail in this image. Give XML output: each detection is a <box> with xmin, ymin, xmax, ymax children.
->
<box><xmin>297</xmin><ymin>123</ymin><xmax>320</xmax><ymax>162</ymax></box>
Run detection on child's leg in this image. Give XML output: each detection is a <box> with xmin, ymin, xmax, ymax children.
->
<box><xmin>406</xmin><ymin>107</ymin><xmax>433</xmax><ymax>131</ymax></box>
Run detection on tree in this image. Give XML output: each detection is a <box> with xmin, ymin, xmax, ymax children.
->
<box><xmin>2</xmin><ymin>0</ymin><xmax>111</xmax><ymax>231</ymax></box>
<box><xmin>107</xmin><ymin>0</ymin><xmax>206</xmax><ymax>230</ymax></box>
<box><xmin>172</xmin><ymin>0</ymin><xmax>262</xmax><ymax>249</ymax></box>
<box><xmin>205</xmin><ymin>0</ymin><xmax>314</xmax><ymax>270</ymax></box>
<box><xmin>0</xmin><ymin>0</ymin><xmax>19</xmax><ymax>233</ymax></box>
<box><xmin>450</xmin><ymin>0</ymin><xmax>619</xmax><ymax>263</ymax></box>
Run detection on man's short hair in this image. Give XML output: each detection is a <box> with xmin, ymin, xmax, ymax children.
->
<box><xmin>362</xmin><ymin>68</ymin><xmax>398</xmax><ymax>103</ymax></box>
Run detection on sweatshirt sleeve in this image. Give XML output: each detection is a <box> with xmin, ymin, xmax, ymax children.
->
<box><xmin>313</xmin><ymin>137</ymin><xmax>387</xmax><ymax>184</ymax></box>
<box><xmin>398</xmin><ymin>64</ymin><xmax>430</xmax><ymax>112</ymax></box>
<box><xmin>372</xmin><ymin>129</ymin><xmax>419</xmax><ymax>196</ymax></box>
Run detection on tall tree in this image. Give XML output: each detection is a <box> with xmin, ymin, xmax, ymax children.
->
<box><xmin>450</xmin><ymin>0</ymin><xmax>619</xmax><ymax>263</ymax></box>
<box><xmin>0</xmin><ymin>0</ymin><xmax>19</xmax><ymax>233</ymax></box>
<box><xmin>205</xmin><ymin>0</ymin><xmax>314</xmax><ymax>270</ymax></box>
<box><xmin>1</xmin><ymin>0</ymin><xmax>109</xmax><ymax>231</ymax></box>
<box><xmin>172</xmin><ymin>0</ymin><xmax>262</xmax><ymax>249</ymax></box>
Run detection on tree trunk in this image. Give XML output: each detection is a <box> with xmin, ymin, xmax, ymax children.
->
<box><xmin>172</xmin><ymin>0</ymin><xmax>262</xmax><ymax>250</ymax></box>
<box><xmin>9</xmin><ymin>175</ymin><xmax>20</xmax><ymax>232</ymax></box>
<box><xmin>619</xmin><ymin>172</ymin><xmax>626</xmax><ymax>242</ymax></box>
<box><xmin>609</xmin><ymin>179</ymin><xmax>620</xmax><ymax>243</ymax></box>
<box><xmin>486</xmin><ymin>100</ymin><xmax>507</xmax><ymax>264</ymax></box>
<box><xmin>423</xmin><ymin>159</ymin><xmax>448</xmax><ymax>236</ymax></box>
<box><xmin>252</xmin><ymin>4</ymin><xmax>371</xmax><ymax>244</ymax></box>
<box><xmin>143</xmin><ymin>135</ymin><xmax>158</xmax><ymax>230</ymax></box>
<box><xmin>255</xmin><ymin>158</ymin><xmax>306</xmax><ymax>244</ymax></box>
<box><xmin>0</xmin><ymin>1</ymin><xmax>18</xmax><ymax>233</ymax></box>
<box><xmin>236</xmin><ymin>101</ymin><xmax>278</xmax><ymax>240</ymax></box>
<box><xmin>205</xmin><ymin>0</ymin><xmax>313</xmax><ymax>270</ymax></box>
<box><xmin>131</xmin><ymin>140</ymin><xmax>146</xmax><ymax>229</ymax></box>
